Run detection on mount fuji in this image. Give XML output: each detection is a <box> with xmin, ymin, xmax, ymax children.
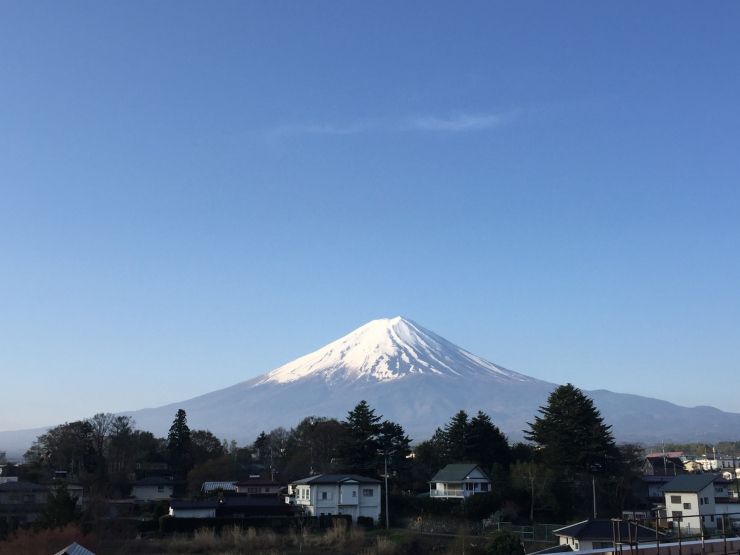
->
<box><xmin>120</xmin><ymin>316</ymin><xmax>740</xmax><ymax>445</ymax></box>
<box><xmin>2</xmin><ymin>316</ymin><xmax>740</xmax><ymax>458</ymax></box>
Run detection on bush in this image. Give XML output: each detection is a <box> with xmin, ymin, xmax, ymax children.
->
<box><xmin>483</xmin><ymin>531</ymin><xmax>525</xmax><ymax>555</ymax></box>
<box><xmin>357</xmin><ymin>516</ymin><xmax>374</xmax><ymax>528</ymax></box>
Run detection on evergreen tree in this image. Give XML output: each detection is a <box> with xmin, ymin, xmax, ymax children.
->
<box><xmin>442</xmin><ymin>410</ymin><xmax>470</xmax><ymax>462</ymax></box>
<box><xmin>525</xmin><ymin>384</ymin><xmax>618</xmax><ymax>475</ymax></box>
<box><xmin>167</xmin><ymin>409</ymin><xmax>192</xmax><ymax>476</ymax></box>
<box><xmin>378</xmin><ymin>420</ymin><xmax>412</xmax><ymax>489</ymax></box>
<box><xmin>253</xmin><ymin>431</ymin><xmax>270</xmax><ymax>467</ymax></box>
<box><xmin>338</xmin><ymin>400</ymin><xmax>382</xmax><ymax>473</ymax></box>
<box><xmin>468</xmin><ymin>411</ymin><xmax>510</xmax><ymax>470</ymax></box>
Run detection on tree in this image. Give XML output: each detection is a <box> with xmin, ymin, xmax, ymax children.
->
<box><xmin>524</xmin><ymin>384</ymin><xmax>621</xmax><ymax>519</ymax></box>
<box><xmin>26</xmin><ymin>421</ymin><xmax>96</xmax><ymax>478</ymax></box>
<box><xmin>338</xmin><ymin>400</ymin><xmax>382</xmax><ymax>473</ymax></box>
<box><xmin>378</xmin><ymin>420</ymin><xmax>412</xmax><ymax>490</ymax></box>
<box><xmin>35</xmin><ymin>483</ymin><xmax>80</xmax><ymax>530</ymax></box>
<box><xmin>190</xmin><ymin>430</ymin><xmax>226</xmax><ymax>467</ymax></box>
<box><xmin>483</xmin><ymin>531</ymin><xmax>525</xmax><ymax>555</ymax></box>
<box><xmin>167</xmin><ymin>409</ymin><xmax>192</xmax><ymax>477</ymax></box>
<box><xmin>281</xmin><ymin>417</ymin><xmax>345</xmax><ymax>481</ymax></box>
<box><xmin>442</xmin><ymin>410</ymin><xmax>470</xmax><ymax>462</ymax></box>
<box><xmin>525</xmin><ymin>384</ymin><xmax>619</xmax><ymax>476</ymax></box>
<box><xmin>468</xmin><ymin>411</ymin><xmax>510</xmax><ymax>471</ymax></box>
<box><xmin>510</xmin><ymin>461</ymin><xmax>557</xmax><ymax>522</ymax></box>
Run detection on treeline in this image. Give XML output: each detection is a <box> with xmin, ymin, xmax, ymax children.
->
<box><xmin>18</xmin><ymin>384</ymin><xmax>650</xmax><ymax>522</ymax></box>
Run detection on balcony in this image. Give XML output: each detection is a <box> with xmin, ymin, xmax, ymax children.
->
<box><xmin>431</xmin><ymin>488</ymin><xmax>465</xmax><ymax>498</ymax></box>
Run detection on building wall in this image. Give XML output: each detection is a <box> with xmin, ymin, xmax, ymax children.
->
<box><xmin>294</xmin><ymin>482</ymin><xmax>381</xmax><ymax>523</ymax></box>
<box><xmin>169</xmin><ymin>507</ymin><xmax>216</xmax><ymax>518</ymax></box>
<box><xmin>132</xmin><ymin>485</ymin><xmax>173</xmax><ymax>501</ymax></box>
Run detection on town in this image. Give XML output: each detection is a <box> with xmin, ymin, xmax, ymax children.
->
<box><xmin>2</xmin><ymin>385</ymin><xmax>740</xmax><ymax>554</ymax></box>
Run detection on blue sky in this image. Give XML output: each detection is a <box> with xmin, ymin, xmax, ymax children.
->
<box><xmin>1</xmin><ymin>1</ymin><xmax>739</xmax><ymax>431</ymax></box>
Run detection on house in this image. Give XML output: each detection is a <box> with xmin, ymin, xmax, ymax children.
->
<box><xmin>289</xmin><ymin>474</ymin><xmax>382</xmax><ymax>523</ymax></box>
<box><xmin>663</xmin><ymin>474</ymin><xmax>718</xmax><ymax>533</ymax></box>
<box><xmin>429</xmin><ymin>464</ymin><xmax>491</xmax><ymax>499</ymax></box>
<box><xmin>236</xmin><ymin>476</ymin><xmax>282</xmax><ymax>496</ymax></box>
<box><xmin>0</xmin><ymin>481</ymin><xmax>49</xmax><ymax>524</ymax></box>
<box><xmin>553</xmin><ymin>519</ymin><xmax>662</xmax><ymax>551</ymax></box>
<box><xmin>131</xmin><ymin>476</ymin><xmax>175</xmax><ymax>502</ymax></box>
<box><xmin>643</xmin><ymin>454</ymin><xmax>686</xmax><ymax>476</ymax></box>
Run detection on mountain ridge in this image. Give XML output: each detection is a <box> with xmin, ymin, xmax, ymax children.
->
<box><xmin>2</xmin><ymin>316</ymin><xmax>739</xmax><ymax>459</ymax></box>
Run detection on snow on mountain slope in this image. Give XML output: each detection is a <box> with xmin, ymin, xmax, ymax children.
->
<box><xmin>255</xmin><ymin>316</ymin><xmax>535</xmax><ymax>386</ymax></box>
<box><xmin>4</xmin><ymin>316</ymin><xmax>740</xmax><ymax>459</ymax></box>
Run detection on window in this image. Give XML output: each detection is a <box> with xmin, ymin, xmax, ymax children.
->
<box><xmin>321</xmin><ymin>492</ymin><xmax>327</xmax><ymax>500</ymax></box>
<box><xmin>362</xmin><ymin>488</ymin><xmax>374</xmax><ymax>497</ymax></box>
<box><xmin>683</xmin><ymin>502</ymin><xmax>691</xmax><ymax>510</ymax></box>
<box><xmin>700</xmin><ymin>498</ymin><xmax>704</xmax><ymax>505</ymax></box>
<box><xmin>672</xmin><ymin>511</ymin><xmax>683</xmax><ymax>523</ymax></box>
<box><xmin>670</xmin><ymin>495</ymin><xmax>681</xmax><ymax>504</ymax></box>
<box><xmin>352</xmin><ymin>490</ymin><xmax>357</xmax><ymax>497</ymax></box>
<box><xmin>481</xmin><ymin>483</ymin><xmax>489</xmax><ymax>492</ymax></box>
<box><xmin>704</xmin><ymin>496</ymin><xmax>709</xmax><ymax>504</ymax></box>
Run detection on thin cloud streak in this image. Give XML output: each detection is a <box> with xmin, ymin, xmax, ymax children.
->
<box><xmin>408</xmin><ymin>112</ymin><xmax>511</xmax><ymax>132</ymax></box>
<box><xmin>268</xmin><ymin>110</ymin><xmax>517</xmax><ymax>141</ymax></box>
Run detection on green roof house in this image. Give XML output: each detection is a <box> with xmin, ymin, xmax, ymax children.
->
<box><xmin>430</xmin><ymin>463</ymin><xmax>491</xmax><ymax>499</ymax></box>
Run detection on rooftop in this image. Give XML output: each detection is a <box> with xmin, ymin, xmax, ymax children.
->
<box><xmin>554</xmin><ymin>519</ymin><xmax>662</xmax><ymax>542</ymax></box>
<box><xmin>431</xmin><ymin>463</ymin><xmax>488</xmax><ymax>482</ymax></box>
<box><xmin>663</xmin><ymin>474</ymin><xmax>716</xmax><ymax>493</ymax></box>
<box><xmin>292</xmin><ymin>474</ymin><xmax>381</xmax><ymax>485</ymax></box>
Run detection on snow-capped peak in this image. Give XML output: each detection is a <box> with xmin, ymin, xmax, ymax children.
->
<box><xmin>254</xmin><ymin>316</ymin><xmax>534</xmax><ymax>386</ymax></box>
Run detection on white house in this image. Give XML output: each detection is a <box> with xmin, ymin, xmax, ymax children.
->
<box><xmin>429</xmin><ymin>464</ymin><xmax>491</xmax><ymax>499</ymax></box>
<box><xmin>131</xmin><ymin>476</ymin><xmax>175</xmax><ymax>502</ymax></box>
<box><xmin>663</xmin><ymin>474</ymin><xmax>718</xmax><ymax>533</ymax></box>
<box><xmin>289</xmin><ymin>474</ymin><xmax>381</xmax><ymax>523</ymax></box>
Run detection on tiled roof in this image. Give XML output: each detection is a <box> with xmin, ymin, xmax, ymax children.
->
<box><xmin>201</xmin><ymin>481</ymin><xmax>237</xmax><ymax>492</ymax></box>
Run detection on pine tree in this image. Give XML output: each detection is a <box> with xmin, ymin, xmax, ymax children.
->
<box><xmin>167</xmin><ymin>409</ymin><xmax>192</xmax><ymax>477</ymax></box>
<box><xmin>468</xmin><ymin>411</ymin><xmax>510</xmax><ymax>470</ymax></box>
<box><xmin>442</xmin><ymin>410</ymin><xmax>470</xmax><ymax>462</ymax></box>
<box><xmin>525</xmin><ymin>384</ymin><xmax>618</xmax><ymax>475</ymax></box>
<box><xmin>338</xmin><ymin>400</ymin><xmax>382</xmax><ymax>473</ymax></box>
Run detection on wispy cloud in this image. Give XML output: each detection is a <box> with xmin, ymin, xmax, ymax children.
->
<box><xmin>267</xmin><ymin>110</ymin><xmax>517</xmax><ymax>142</ymax></box>
<box><xmin>407</xmin><ymin>112</ymin><xmax>510</xmax><ymax>132</ymax></box>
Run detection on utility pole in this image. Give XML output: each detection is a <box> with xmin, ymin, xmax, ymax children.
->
<box><xmin>592</xmin><ymin>475</ymin><xmax>597</xmax><ymax>519</ymax></box>
<box><xmin>384</xmin><ymin>452</ymin><xmax>390</xmax><ymax>529</ymax></box>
